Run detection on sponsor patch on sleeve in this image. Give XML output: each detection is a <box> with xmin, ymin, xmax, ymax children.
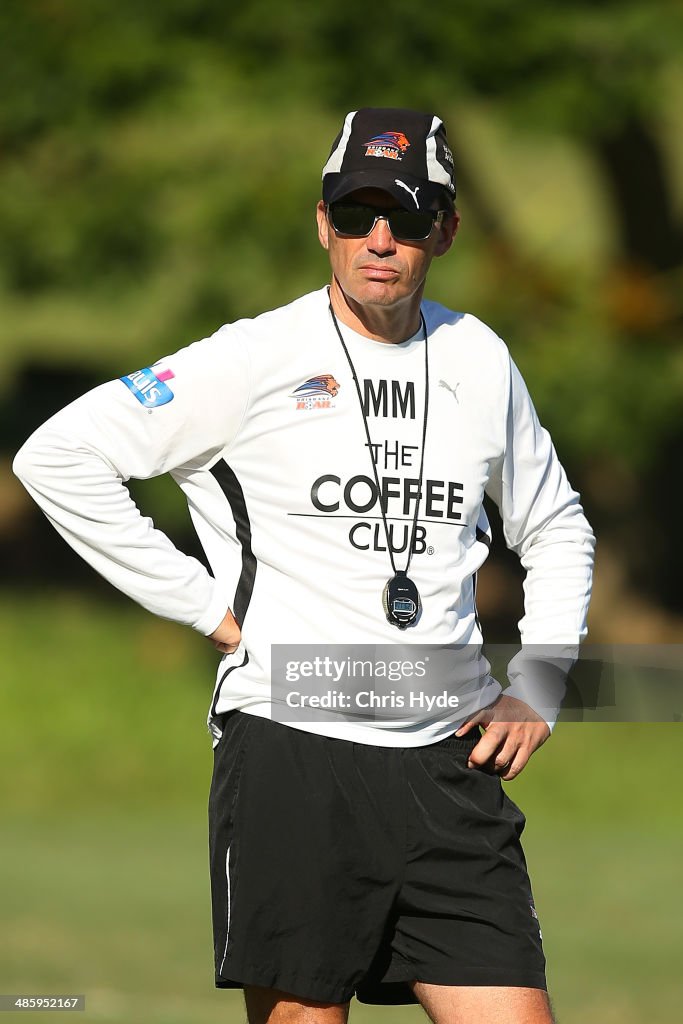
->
<box><xmin>120</xmin><ymin>364</ymin><xmax>175</xmax><ymax>407</ymax></box>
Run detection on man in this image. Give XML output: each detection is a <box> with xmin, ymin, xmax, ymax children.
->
<box><xmin>14</xmin><ymin>108</ymin><xmax>595</xmax><ymax>1024</ymax></box>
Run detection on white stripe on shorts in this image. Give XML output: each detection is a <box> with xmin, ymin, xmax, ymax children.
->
<box><xmin>219</xmin><ymin>844</ymin><xmax>232</xmax><ymax>974</ymax></box>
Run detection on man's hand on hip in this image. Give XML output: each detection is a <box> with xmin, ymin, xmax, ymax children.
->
<box><xmin>208</xmin><ymin>609</ymin><xmax>242</xmax><ymax>654</ymax></box>
<box><xmin>455</xmin><ymin>695</ymin><xmax>550</xmax><ymax>781</ymax></box>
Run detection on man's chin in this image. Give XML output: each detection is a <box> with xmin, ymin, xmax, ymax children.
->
<box><xmin>348</xmin><ymin>279</ymin><xmax>405</xmax><ymax>307</ymax></box>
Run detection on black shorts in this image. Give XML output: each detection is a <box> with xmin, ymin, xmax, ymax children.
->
<box><xmin>208</xmin><ymin>711</ymin><xmax>546</xmax><ymax>1006</ymax></box>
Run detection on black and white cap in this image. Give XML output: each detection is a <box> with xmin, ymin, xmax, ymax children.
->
<box><xmin>322</xmin><ymin>107</ymin><xmax>456</xmax><ymax>214</ymax></box>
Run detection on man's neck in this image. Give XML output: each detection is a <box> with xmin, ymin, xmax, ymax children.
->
<box><xmin>328</xmin><ymin>278</ymin><xmax>424</xmax><ymax>344</ymax></box>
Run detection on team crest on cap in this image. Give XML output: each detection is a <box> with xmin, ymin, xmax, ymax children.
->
<box><xmin>364</xmin><ymin>132</ymin><xmax>410</xmax><ymax>161</ymax></box>
<box><xmin>291</xmin><ymin>374</ymin><xmax>340</xmax><ymax>411</ymax></box>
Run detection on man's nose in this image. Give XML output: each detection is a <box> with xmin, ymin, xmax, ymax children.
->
<box><xmin>366</xmin><ymin>215</ymin><xmax>397</xmax><ymax>254</ymax></box>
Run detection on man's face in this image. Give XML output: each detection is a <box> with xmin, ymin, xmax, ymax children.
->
<box><xmin>316</xmin><ymin>188</ymin><xmax>459</xmax><ymax>313</ymax></box>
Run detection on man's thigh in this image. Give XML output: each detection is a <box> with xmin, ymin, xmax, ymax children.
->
<box><xmin>412</xmin><ymin>982</ymin><xmax>555</xmax><ymax>1024</ymax></box>
<box><xmin>244</xmin><ymin>987</ymin><xmax>350</xmax><ymax>1024</ymax></box>
<box><xmin>209</xmin><ymin>713</ymin><xmax>406</xmax><ymax>1002</ymax></box>
<box><xmin>243</xmin><ymin>983</ymin><xmax>554</xmax><ymax>1023</ymax></box>
<box><xmin>357</xmin><ymin>735</ymin><xmax>547</xmax><ymax>999</ymax></box>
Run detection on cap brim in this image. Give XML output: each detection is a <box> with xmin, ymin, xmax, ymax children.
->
<box><xmin>323</xmin><ymin>170</ymin><xmax>453</xmax><ymax>213</ymax></box>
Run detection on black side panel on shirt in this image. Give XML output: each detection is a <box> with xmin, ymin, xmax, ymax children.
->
<box><xmin>210</xmin><ymin>459</ymin><xmax>257</xmax><ymax>626</ymax></box>
<box><xmin>475</xmin><ymin>525</ymin><xmax>491</xmax><ymax>548</ymax></box>
<box><xmin>212</xmin><ymin>651</ymin><xmax>250</xmax><ymax>720</ymax></box>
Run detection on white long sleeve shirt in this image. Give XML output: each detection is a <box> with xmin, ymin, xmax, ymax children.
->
<box><xmin>13</xmin><ymin>287</ymin><xmax>595</xmax><ymax>745</ymax></box>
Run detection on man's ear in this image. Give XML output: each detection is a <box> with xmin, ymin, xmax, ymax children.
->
<box><xmin>434</xmin><ymin>209</ymin><xmax>460</xmax><ymax>258</ymax></box>
<box><xmin>316</xmin><ymin>200</ymin><xmax>330</xmax><ymax>250</ymax></box>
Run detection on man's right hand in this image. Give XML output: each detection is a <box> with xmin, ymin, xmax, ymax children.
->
<box><xmin>208</xmin><ymin>609</ymin><xmax>242</xmax><ymax>654</ymax></box>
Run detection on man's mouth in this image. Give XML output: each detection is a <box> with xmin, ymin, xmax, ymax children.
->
<box><xmin>358</xmin><ymin>265</ymin><xmax>400</xmax><ymax>279</ymax></box>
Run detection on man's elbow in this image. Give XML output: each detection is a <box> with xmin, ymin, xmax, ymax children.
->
<box><xmin>520</xmin><ymin>503</ymin><xmax>596</xmax><ymax>564</ymax></box>
<box><xmin>12</xmin><ymin>432</ymin><xmax>54</xmax><ymax>490</ymax></box>
<box><xmin>13</xmin><ymin>438</ymin><xmax>37</xmax><ymax>487</ymax></box>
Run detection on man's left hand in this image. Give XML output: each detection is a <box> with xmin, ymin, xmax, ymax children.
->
<box><xmin>455</xmin><ymin>695</ymin><xmax>550</xmax><ymax>781</ymax></box>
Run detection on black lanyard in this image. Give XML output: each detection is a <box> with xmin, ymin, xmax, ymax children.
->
<box><xmin>328</xmin><ymin>298</ymin><xmax>430</xmax><ymax>629</ymax></box>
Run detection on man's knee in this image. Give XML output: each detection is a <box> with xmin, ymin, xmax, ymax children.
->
<box><xmin>243</xmin><ymin>986</ymin><xmax>350</xmax><ymax>1024</ymax></box>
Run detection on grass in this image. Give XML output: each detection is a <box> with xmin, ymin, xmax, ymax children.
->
<box><xmin>2</xmin><ymin>817</ymin><xmax>681</xmax><ymax>1023</ymax></box>
<box><xmin>2</xmin><ymin>592</ymin><xmax>682</xmax><ymax>1022</ymax></box>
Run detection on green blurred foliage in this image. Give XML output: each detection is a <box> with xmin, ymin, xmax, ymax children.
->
<box><xmin>2</xmin><ymin>12</ymin><xmax>682</xmax><ymax>1014</ymax></box>
<box><xmin>1</xmin><ymin>1</ymin><xmax>682</xmax><ymax>615</ymax></box>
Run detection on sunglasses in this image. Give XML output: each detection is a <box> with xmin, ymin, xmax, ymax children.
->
<box><xmin>327</xmin><ymin>202</ymin><xmax>444</xmax><ymax>242</ymax></box>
